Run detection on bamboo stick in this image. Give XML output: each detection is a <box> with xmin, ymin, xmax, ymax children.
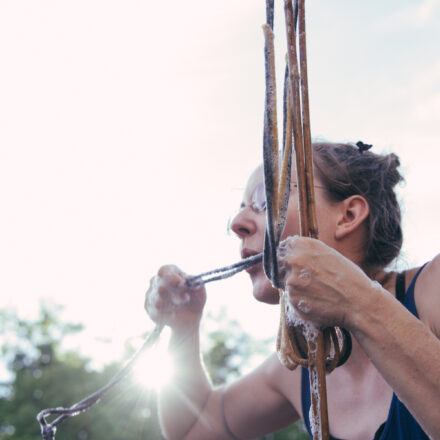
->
<box><xmin>277</xmin><ymin>76</ymin><xmax>293</xmax><ymax>240</ymax></box>
<box><xmin>284</xmin><ymin>0</ymin><xmax>309</xmax><ymax>237</ymax></box>
<box><xmin>298</xmin><ymin>0</ymin><xmax>318</xmax><ymax>239</ymax></box>
<box><xmin>297</xmin><ymin>1</ymin><xmax>329</xmax><ymax>438</ymax></box>
<box><xmin>284</xmin><ymin>2</ymin><xmax>329</xmax><ymax>439</ymax></box>
<box><xmin>262</xmin><ymin>18</ymin><xmax>281</xmax><ymax>286</ymax></box>
<box><xmin>263</xmin><ymin>24</ymin><xmax>281</xmax><ymax>221</ymax></box>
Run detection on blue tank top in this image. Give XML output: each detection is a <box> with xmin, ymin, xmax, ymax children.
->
<box><xmin>301</xmin><ymin>266</ymin><xmax>429</xmax><ymax>440</ymax></box>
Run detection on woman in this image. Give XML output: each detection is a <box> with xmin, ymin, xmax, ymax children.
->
<box><xmin>145</xmin><ymin>142</ymin><xmax>440</xmax><ymax>440</ymax></box>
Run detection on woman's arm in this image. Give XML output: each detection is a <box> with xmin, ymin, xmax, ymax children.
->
<box><xmin>145</xmin><ymin>265</ymin><xmax>299</xmax><ymax>440</ymax></box>
<box><xmin>352</xmin><ymin>278</ymin><xmax>440</xmax><ymax>440</ymax></box>
<box><xmin>279</xmin><ymin>237</ymin><xmax>440</xmax><ymax>439</ymax></box>
<box><xmin>174</xmin><ymin>353</ymin><xmax>300</xmax><ymax>440</ymax></box>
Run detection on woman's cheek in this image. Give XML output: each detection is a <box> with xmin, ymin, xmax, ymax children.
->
<box><xmin>280</xmin><ymin>204</ymin><xmax>301</xmax><ymax>240</ymax></box>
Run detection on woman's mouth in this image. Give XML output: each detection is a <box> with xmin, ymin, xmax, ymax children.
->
<box><xmin>246</xmin><ymin>264</ymin><xmax>261</xmax><ymax>276</ymax></box>
<box><xmin>241</xmin><ymin>248</ymin><xmax>262</xmax><ymax>275</ymax></box>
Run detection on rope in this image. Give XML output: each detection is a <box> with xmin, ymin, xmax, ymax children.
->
<box><xmin>36</xmin><ymin>254</ymin><xmax>265</xmax><ymax>439</ymax></box>
<box><xmin>37</xmin><ymin>324</ymin><xmax>164</xmax><ymax>439</ymax></box>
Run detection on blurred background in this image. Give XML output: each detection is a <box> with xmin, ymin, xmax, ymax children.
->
<box><xmin>0</xmin><ymin>0</ymin><xmax>439</xmax><ymax>438</ymax></box>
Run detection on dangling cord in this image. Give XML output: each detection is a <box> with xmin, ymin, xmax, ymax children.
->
<box><xmin>36</xmin><ymin>252</ymin><xmax>267</xmax><ymax>439</ymax></box>
<box><xmin>37</xmin><ymin>324</ymin><xmax>164</xmax><ymax>440</ymax></box>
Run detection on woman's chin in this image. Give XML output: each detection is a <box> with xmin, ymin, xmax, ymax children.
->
<box><xmin>251</xmin><ymin>273</ymin><xmax>279</xmax><ymax>304</ymax></box>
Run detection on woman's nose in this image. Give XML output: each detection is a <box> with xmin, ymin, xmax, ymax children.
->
<box><xmin>229</xmin><ymin>208</ymin><xmax>257</xmax><ymax>239</ymax></box>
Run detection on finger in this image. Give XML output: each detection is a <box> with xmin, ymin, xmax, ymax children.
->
<box><xmin>144</xmin><ymin>276</ymin><xmax>157</xmax><ymax>311</ymax></box>
<box><xmin>277</xmin><ymin>236</ymin><xmax>306</xmax><ymax>283</ymax></box>
<box><xmin>278</xmin><ymin>235</ymin><xmax>299</xmax><ymax>256</ymax></box>
<box><xmin>158</xmin><ymin>265</ymin><xmax>186</xmax><ymax>286</ymax></box>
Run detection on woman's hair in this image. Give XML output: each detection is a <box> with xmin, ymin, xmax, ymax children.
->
<box><xmin>312</xmin><ymin>142</ymin><xmax>404</xmax><ymax>270</ymax></box>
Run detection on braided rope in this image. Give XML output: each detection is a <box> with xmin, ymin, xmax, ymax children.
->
<box><xmin>37</xmin><ymin>324</ymin><xmax>164</xmax><ymax>439</ymax></box>
<box><xmin>36</xmin><ymin>251</ymin><xmax>269</xmax><ymax>439</ymax></box>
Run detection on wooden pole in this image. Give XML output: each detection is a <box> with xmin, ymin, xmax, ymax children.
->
<box><xmin>284</xmin><ymin>1</ymin><xmax>329</xmax><ymax>439</ymax></box>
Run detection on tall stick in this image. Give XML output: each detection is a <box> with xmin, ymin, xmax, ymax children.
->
<box><xmin>284</xmin><ymin>0</ymin><xmax>308</xmax><ymax>237</ymax></box>
<box><xmin>284</xmin><ymin>1</ymin><xmax>329</xmax><ymax>439</ymax></box>
<box><xmin>298</xmin><ymin>2</ymin><xmax>329</xmax><ymax>439</ymax></box>
<box><xmin>298</xmin><ymin>0</ymin><xmax>318</xmax><ymax>239</ymax></box>
<box><xmin>262</xmin><ymin>19</ymin><xmax>281</xmax><ymax>286</ymax></box>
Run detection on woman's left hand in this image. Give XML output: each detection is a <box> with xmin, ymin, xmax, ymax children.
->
<box><xmin>277</xmin><ymin>236</ymin><xmax>380</xmax><ymax>330</ymax></box>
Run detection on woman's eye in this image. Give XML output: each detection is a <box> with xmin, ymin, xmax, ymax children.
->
<box><xmin>252</xmin><ymin>183</ymin><xmax>266</xmax><ymax>212</ymax></box>
<box><xmin>253</xmin><ymin>200</ymin><xmax>266</xmax><ymax>212</ymax></box>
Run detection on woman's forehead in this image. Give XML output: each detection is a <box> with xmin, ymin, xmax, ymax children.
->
<box><xmin>244</xmin><ymin>166</ymin><xmax>264</xmax><ymax>195</ymax></box>
<box><xmin>245</xmin><ymin>162</ymin><xmax>301</xmax><ymax>191</ymax></box>
<box><xmin>248</xmin><ymin>165</ymin><xmax>264</xmax><ymax>184</ymax></box>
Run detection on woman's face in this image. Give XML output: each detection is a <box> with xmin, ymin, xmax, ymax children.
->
<box><xmin>229</xmin><ymin>164</ymin><xmax>339</xmax><ymax>304</ymax></box>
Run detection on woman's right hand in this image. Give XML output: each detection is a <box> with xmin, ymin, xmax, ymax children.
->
<box><xmin>144</xmin><ymin>265</ymin><xmax>206</xmax><ymax>331</ymax></box>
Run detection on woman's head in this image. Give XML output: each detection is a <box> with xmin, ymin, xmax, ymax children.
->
<box><xmin>230</xmin><ymin>141</ymin><xmax>404</xmax><ymax>302</ymax></box>
<box><xmin>312</xmin><ymin>142</ymin><xmax>404</xmax><ymax>272</ymax></box>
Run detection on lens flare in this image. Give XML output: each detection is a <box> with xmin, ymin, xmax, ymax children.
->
<box><xmin>133</xmin><ymin>338</ymin><xmax>174</xmax><ymax>391</ymax></box>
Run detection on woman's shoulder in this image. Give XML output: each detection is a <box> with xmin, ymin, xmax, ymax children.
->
<box><xmin>411</xmin><ymin>255</ymin><xmax>440</xmax><ymax>336</ymax></box>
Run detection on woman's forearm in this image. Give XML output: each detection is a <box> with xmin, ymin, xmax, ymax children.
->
<box><xmin>352</xmin><ymin>288</ymin><xmax>440</xmax><ymax>439</ymax></box>
<box><xmin>158</xmin><ymin>326</ymin><xmax>214</xmax><ymax>440</ymax></box>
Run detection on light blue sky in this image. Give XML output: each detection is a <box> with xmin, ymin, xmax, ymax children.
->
<box><xmin>0</xmin><ymin>0</ymin><xmax>439</xmax><ymax>366</ymax></box>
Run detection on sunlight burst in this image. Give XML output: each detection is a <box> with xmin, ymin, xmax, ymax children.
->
<box><xmin>133</xmin><ymin>337</ymin><xmax>174</xmax><ymax>391</ymax></box>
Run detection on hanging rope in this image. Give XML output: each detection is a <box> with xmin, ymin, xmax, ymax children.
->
<box><xmin>36</xmin><ymin>254</ymin><xmax>265</xmax><ymax>439</ymax></box>
<box><xmin>37</xmin><ymin>324</ymin><xmax>164</xmax><ymax>440</ymax></box>
<box><xmin>261</xmin><ymin>1</ymin><xmax>351</xmax><ymax>439</ymax></box>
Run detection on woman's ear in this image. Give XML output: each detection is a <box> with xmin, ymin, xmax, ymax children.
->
<box><xmin>334</xmin><ymin>195</ymin><xmax>370</xmax><ymax>240</ymax></box>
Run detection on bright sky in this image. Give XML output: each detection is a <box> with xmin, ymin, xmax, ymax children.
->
<box><xmin>1</xmin><ymin>0</ymin><xmax>440</xmax><ymax>365</ymax></box>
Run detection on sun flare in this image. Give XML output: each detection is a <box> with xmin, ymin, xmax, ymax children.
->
<box><xmin>133</xmin><ymin>337</ymin><xmax>174</xmax><ymax>391</ymax></box>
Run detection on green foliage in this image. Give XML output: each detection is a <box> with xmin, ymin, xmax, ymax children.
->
<box><xmin>202</xmin><ymin>310</ymin><xmax>272</xmax><ymax>385</ymax></box>
<box><xmin>0</xmin><ymin>304</ymin><xmax>308</xmax><ymax>440</ymax></box>
<box><xmin>0</xmin><ymin>304</ymin><xmax>162</xmax><ymax>440</ymax></box>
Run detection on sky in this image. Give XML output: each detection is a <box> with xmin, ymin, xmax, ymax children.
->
<box><xmin>1</xmin><ymin>0</ymin><xmax>440</xmax><ymax>366</ymax></box>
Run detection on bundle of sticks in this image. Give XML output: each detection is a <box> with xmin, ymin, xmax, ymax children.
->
<box><xmin>261</xmin><ymin>1</ymin><xmax>351</xmax><ymax>439</ymax></box>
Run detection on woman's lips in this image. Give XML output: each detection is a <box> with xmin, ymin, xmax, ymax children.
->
<box><xmin>241</xmin><ymin>248</ymin><xmax>262</xmax><ymax>275</ymax></box>
<box><xmin>246</xmin><ymin>263</ymin><xmax>261</xmax><ymax>276</ymax></box>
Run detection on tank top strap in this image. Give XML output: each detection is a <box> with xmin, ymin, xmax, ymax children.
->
<box><xmin>301</xmin><ymin>367</ymin><xmax>312</xmax><ymax>438</ymax></box>
<box><xmin>403</xmin><ymin>263</ymin><xmax>429</xmax><ymax>319</ymax></box>
<box><xmin>395</xmin><ymin>271</ymin><xmax>406</xmax><ymax>304</ymax></box>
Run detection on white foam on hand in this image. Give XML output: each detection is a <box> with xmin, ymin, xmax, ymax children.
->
<box><xmin>147</xmin><ymin>268</ymin><xmax>190</xmax><ymax>321</ymax></box>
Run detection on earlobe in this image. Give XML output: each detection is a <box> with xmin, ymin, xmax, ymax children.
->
<box><xmin>334</xmin><ymin>195</ymin><xmax>370</xmax><ymax>240</ymax></box>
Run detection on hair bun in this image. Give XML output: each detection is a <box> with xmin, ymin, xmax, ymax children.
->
<box><xmin>383</xmin><ymin>153</ymin><xmax>403</xmax><ymax>188</ymax></box>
